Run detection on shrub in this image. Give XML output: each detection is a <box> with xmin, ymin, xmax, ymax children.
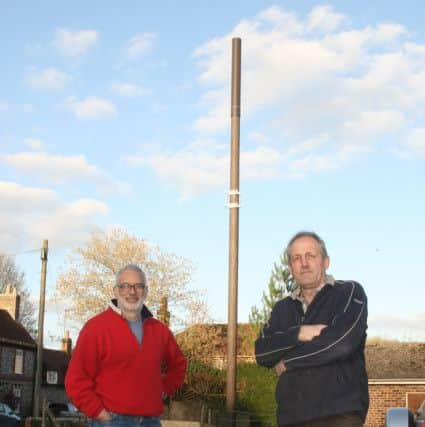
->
<box><xmin>185</xmin><ymin>359</ymin><xmax>226</xmax><ymax>397</ymax></box>
<box><xmin>236</xmin><ymin>362</ymin><xmax>277</xmax><ymax>426</ymax></box>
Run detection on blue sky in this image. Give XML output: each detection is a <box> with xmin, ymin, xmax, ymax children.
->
<box><xmin>1</xmin><ymin>1</ymin><xmax>424</xmax><ymax>347</ymax></box>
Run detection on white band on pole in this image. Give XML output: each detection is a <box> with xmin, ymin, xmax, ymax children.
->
<box><xmin>226</xmin><ymin>189</ymin><xmax>241</xmax><ymax>208</ymax></box>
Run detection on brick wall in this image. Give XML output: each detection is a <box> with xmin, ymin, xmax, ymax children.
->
<box><xmin>0</xmin><ymin>345</ymin><xmax>35</xmax><ymax>377</ymax></box>
<box><xmin>365</xmin><ymin>380</ymin><xmax>425</xmax><ymax>427</ymax></box>
<box><xmin>0</xmin><ymin>345</ymin><xmax>35</xmax><ymax>416</ymax></box>
<box><xmin>0</xmin><ymin>286</ymin><xmax>20</xmax><ymax>320</ymax></box>
<box><xmin>40</xmin><ymin>386</ymin><xmax>69</xmax><ymax>405</ymax></box>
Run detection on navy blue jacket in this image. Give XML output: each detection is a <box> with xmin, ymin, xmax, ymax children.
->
<box><xmin>255</xmin><ymin>280</ymin><xmax>369</xmax><ymax>426</ymax></box>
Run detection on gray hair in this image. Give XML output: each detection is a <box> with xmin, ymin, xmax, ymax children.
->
<box><xmin>285</xmin><ymin>231</ymin><xmax>328</xmax><ymax>261</ymax></box>
<box><xmin>115</xmin><ymin>264</ymin><xmax>147</xmax><ymax>286</ymax></box>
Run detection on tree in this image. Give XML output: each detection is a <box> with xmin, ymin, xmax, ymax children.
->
<box><xmin>249</xmin><ymin>252</ymin><xmax>296</xmax><ymax>328</ymax></box>
<box><xmin>55</xmin><ymin>227</ymin><xmax>205</xmax><ymax>330</ymax></box>
<box><xmin>0</xmin><ymin>253</ymin><xmax>37</xmax><ymax>336</ymax></box>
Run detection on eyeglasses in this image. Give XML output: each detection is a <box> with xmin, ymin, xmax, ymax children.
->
<box><xmin>116</xmin><ymin>283</ymin><xmax>147</xmax><ymax>292</ymax></box>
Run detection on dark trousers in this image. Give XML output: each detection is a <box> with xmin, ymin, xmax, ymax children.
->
<box><xmin>285</xmin><ymin>412</ymin><xmax>363</xmax><ymax>427</ymax></box>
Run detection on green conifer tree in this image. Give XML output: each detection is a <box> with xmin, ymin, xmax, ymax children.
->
<box><xmin>249</xmin><ymin>252</ymin><xmax>296</xmax><ymax>329</ymax></box>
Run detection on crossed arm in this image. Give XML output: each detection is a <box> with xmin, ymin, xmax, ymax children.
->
<box><xmin>255</xmin><ymin>282</ymin><xmax>367</xmax><ymax>374</ymax></box>
<box><xmin>274</xmin><ymin>324</ymin><xmax>326</xmax><ymax>375</ymax></box>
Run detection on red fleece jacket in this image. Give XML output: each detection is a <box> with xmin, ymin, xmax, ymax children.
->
<box><xmin>65</xmin><ymin>306</ymin><xmax>186</xmax><ymax>418</ymax></box>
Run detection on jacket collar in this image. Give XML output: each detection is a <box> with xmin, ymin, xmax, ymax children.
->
<box><xmin>290</xmin><ymin>274</ymin><xmax>335</xmax><ymax>301</ymax></box>
<box><xmin>109</xmin><ymin>299</ymin><xmax>153</xmax><ymax>321</ymax></box>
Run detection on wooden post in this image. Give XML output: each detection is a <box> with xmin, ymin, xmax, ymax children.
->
<box><xmin>33</xmin><ymin>240</ymin><xmax>48</xmax><ymax>417</ymax></box>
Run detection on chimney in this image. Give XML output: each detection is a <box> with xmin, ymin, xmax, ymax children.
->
<box><xmin>157</xmin><ymin>296</ymin><xmax>170</xmax><ymax>326</ymax></box>
<box><xmin>0</xmin><ymin>285</ymin><xmax>20</xmax><ymax>320</ymax></box>
<box><xmin>61</xmin><ymin>330</ymin><xmax>72</xmax><ymax>356</ymax></box>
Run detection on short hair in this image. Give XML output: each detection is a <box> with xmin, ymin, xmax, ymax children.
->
<box><xmin>285</xmin><ymin>231</ymin><xmax>328</xmax><ymax>261</ymax></box>
<box><xmin>115</xmin><ymin>264</ymin><xmax>147</xmax><ymax>286</ymax></box>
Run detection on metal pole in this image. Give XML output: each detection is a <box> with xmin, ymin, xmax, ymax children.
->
<box><xmin>226</xmin><ymin>37</ymin><xmax>241</xmax><ymax>423</ymax></box>
<box><xmin>33</xmin><ymin>239</ymin><xmax>48</xmax><ymax>417</ymax></box>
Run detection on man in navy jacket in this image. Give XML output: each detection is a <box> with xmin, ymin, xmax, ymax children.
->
<box><xmin>255</xmin><ymin>231</ymin><xmax>368</xmax><ymax>427</ymax></box>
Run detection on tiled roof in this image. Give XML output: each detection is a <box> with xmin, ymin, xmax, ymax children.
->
<box><xmin>177</xmin><ymin>322</ymin><xmax>425</xmax><ymax>380</ymax></box>
<box><xmin>43</xmin><ymin>348</ymin><xmax>70</xmax><ymax>369</ymax></box>
<box><xmin>366</xmin><ymin>342</ymin><xmax>425</xmax><ymax>379</ymax></box>
<box><xmin>0</xmin><ymin>309</ymin><xmax>36</xmax><ymax>348</ymax></box>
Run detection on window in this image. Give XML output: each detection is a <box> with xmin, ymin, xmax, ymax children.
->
<box><xmin>406</xmin><ymin>392</ymin><xmax>425</xmax><ymax>414</ymax></box>
<box><xmin>14</xmin><ymin>349</ymin><xmax>24</xmax><ymax>374</ymax></box>
<box><xmin>46</xmin><ymin>370</ymin><xmax>58</xmax><ymax>384</ymax></box>
<box><xmin>13</xmin><ymin>386</ymin><xmax>21</xmax><ymax>397</ymax></box>
<box><xmin>12</xmin><ymin>386</ymin><xmax>21</xmax><ymax>412</ymax></box>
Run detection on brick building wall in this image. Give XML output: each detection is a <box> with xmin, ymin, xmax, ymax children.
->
<box><xmin>40</xmin><ymin>386</ymin><xmax>69</xmax><ymax>405</ymax></box>
<box><xmin>365</xmin><ymin>380</ymin><xmax>425</xmax><ymax>427</ymax></box>
<box><xmin>0</xmin><ymin>345</ymin><xmax>36</xmax><ymax>416</ymax></box>
<box><xmin>0</xmin><ymin>345</ymin><xmax>35</xmax><ymax>377</ymax></box>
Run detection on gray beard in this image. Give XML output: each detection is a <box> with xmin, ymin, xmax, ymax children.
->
<box><xmin>117</xmin><ymin>297</ymin><xmax>144</xmax><ymax>314</ymax></box>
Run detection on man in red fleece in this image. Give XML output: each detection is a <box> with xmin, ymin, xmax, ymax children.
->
<box><xmin>65</xmin><ymin>264</ymin><xmax>187</xmax><ymax>427</ymax></box>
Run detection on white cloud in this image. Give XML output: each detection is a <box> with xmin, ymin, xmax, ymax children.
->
<box><xmin>287</xmin><ymin>152</ymin><xmax>339</xmax><ymax>177</ymax></box>
<box><xmin>0</xmin><ymin>151</ymin><xmax>129</xmax><ymax>194</ymax></box>
<box><xmin>23</xmin><ymin>138</ymin><xmax>44</xmax><ymax>150</ymax></box>
<box><xmin>287</xmin><ymin>142</ymin><xmax>371</xmax><ymax>178</ymax></box>
<box><xmin>288</xmin><ymin>134</ymin><xmax>329</xmax><ymax>155</ymax></box>
<box><xmin>0</xmin><ymin>181</ymin><xmax>57</xmax><ymax>212</ymax></box>
<box><xmin>257</xmin><ymin>6</ymin><xmax>303</xmax><ymax>35</ymax></box>
<box><xmin>26</xmin><ymin>67</ymin><xmax>71</xmax><ymax>90</ymax></box>
<box><xmin>53</xmin><ymin>28</ymin><xmax>98</xmax><ymax>56</ymax></box>
<box><xmin>190</xmin><ymin>4</ymin><xmax>424</xmax><ymax>182</ymax></box>
<box><xmin>111</xmin><ymin>82</ymin><xmax>150</xmax><ymax>97</ymax></box>
<box><xmin>369</xmin><ymin>313</ymin><xmax>425</xmax><ymax>340</ymax></box>
<box><xmin>194</xmin><ymin>29</ymin><xmax>348</xmax><ymax>133</ymax></box>
<box><xmin>125</xmin><ymin>141</ymin><xmax>282</xmax><ymax>198</ymax></box>
<box><xmin>125</xmin><ymin>33</ymin><xmax>156</xmax><ymax>59</ymax></box>
<box><xmin>194</xmin><ymin>89</ymin><xmax>228</xmax><ymax>133</ymax></box>
<box><xmin>373</xmin><ymin>23</ymin><xmax>407</xmax><ymax>43</ymax></box>
<box><xmin>405</xmin><ymin>42</ymin><xmax>425</xmax><ymax>56</ymax></box>
<box><xmin>194</xmin><ymin>12</ymin><xmax>414</xmax><ymax>134</ymax></box>
<box><xmin>0</xmin><ymin>181</ymin><xmax>107</xmax><ymax>252</ymax></box>
<box><xmin>241</xmin><ymin>146</ymin><xmax>282</xmax><ymax>179</ymax></box>
<box><xmin>341</xmin><ymin>110</ymin><xmax>406</xmax><ymax>141</ymax></box>
<box><xmin>67</xmin><ymin>96</ymin><xmax>117</xmax><ymax>119</ymax></box>
<box><xmin>403</xmin><ymin>128</ymin><xmax>425</xmax><ymax>154</ymax></box>
<box><xmin>248</xmin><ymin>131</ymin><xmax>270</xmax><ymax>145</ymax></box>
<box><xmin>306</xmin><ymin>5</ymin><xmax>347</xmax><ymax>33</ymax></box>
<box><xmin>125</xmin><ymin>147</ymin><xmax>226</xmax><ymax>199</ymax></box>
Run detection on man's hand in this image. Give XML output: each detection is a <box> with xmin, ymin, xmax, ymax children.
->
<box><xmin>97</xmin><ymin>408</ymin><xmax>112</xmax><ymax>421</ymax></box>
<box><xmin>298</xmin><ymin>324</ymin><xmax>327</xmax><ymax>342</ymax></box>
<box><xmin>274</xmin><ymin>360</ymin><xmax>287</xmax><ymax>377</ymax></box>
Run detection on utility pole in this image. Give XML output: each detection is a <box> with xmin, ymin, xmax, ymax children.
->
<box><xmin>226</xmin><ymin>37</ymin><xmax>241</xmax><ymax>424</ymax></box>
<box><xmin>33</xmin><ymin>239</ymin><xmax>48</xmax><ymax>417</ymax></box>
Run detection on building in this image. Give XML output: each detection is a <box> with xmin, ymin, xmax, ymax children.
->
<box><xmin>0</xmin><ymin>308</ymin><xmax>36</xmax><ymax>416</ymax></box>
<box><xmin>41</xmin><ymin>345</ymin><xmax>71</xmax><ymax>405</ymax></box>
<box><xmin>0</xmin><ymin>286</ymin><xmax>72</xmax><ymax>416</ymax></box>
<box><xmin>365</xmin><ymin>341</ymin><xmax>425</xmax><ymax>427</ymax></box>
<box><xmin>177</xmin><ymin>322</ymin><xmax>425</xmax><ymax>426</ymax></box>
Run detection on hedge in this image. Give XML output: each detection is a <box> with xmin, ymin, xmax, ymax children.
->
<box><xmin>236</xmin><ymin>362</ymin><xmax>277</xmax><ymax>426</ymax></box>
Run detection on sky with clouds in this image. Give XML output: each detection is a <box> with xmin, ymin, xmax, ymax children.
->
<box><xmin>1</xmin><ymin>0</ymin><xmax>424</xmax><ymax>347</ymax></box>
